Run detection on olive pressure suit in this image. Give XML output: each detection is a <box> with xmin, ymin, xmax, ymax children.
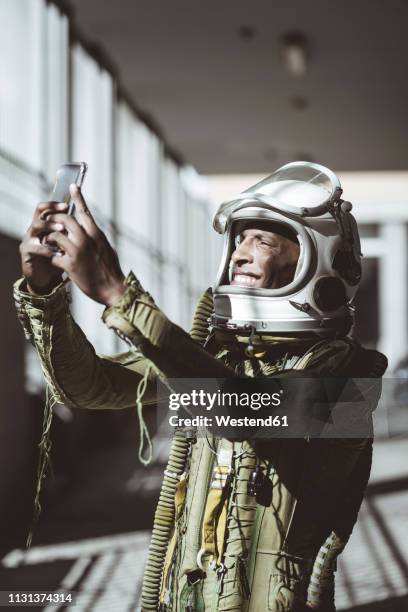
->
<box><xmin>14</xmin><ymin>272</ymin><xmax>386</xmax><ymax>611</ymax></box>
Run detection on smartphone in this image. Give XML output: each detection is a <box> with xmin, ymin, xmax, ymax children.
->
<box><xmin>50</xmin><ymin>162</ymin><xmax>88</xmax><ymax>215</ymax></box>
<box><xmin>44</xmin><ymin>162</ymin><xmax>87</xmax><ymax>253</ymax></box>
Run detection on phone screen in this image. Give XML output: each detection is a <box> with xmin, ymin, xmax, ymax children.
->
<box><xmin>50</xmin><ymin>162</ymin><xmax>87</xmax><ymax>215</ymax></box>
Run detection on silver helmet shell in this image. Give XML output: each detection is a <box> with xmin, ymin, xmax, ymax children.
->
<box><xmin>211</xmin><ymin>161</ymin><xmax>362</xmax><ymax>335</ymax></box>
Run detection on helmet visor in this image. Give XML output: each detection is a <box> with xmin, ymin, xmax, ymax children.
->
<box><xmin>213</xmin><ymin>161</ymin><xmax>341</xmax><ymax>234</ymax></box>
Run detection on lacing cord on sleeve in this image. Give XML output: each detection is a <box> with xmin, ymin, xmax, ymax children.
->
<box><xmin>135</xmin><ymin>362</ymin><xmax>154</xmax><ymax>466</ymax></box>
<box><xmin>26</xmin><ymin>386</ymin><xmax>56</xmax><ymax>548</ymax></box>
<box><xmin>110</xmin><ymin>327</ymin><xmax>175</xmax><ymax>468</ymax></box>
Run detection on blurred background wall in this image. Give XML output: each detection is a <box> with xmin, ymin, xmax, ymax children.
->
<box><xmin>0</xmin><ymin>1</ymin><xmax>407</xmax><ymax>610</ymax></box>
<box><xmin>0</xmin><ymin>0</ymin><xmax>219</xmax><ymax>562</ymax></box>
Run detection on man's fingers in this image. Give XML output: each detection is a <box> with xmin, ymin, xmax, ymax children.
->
<box><xmin>69</xmin><ymin>184</ymin><xmax>100</xmax><ymax>239</ymax></box>
<box><xmin>50</xmin><ymin>252</ymin><xmax>69</xmax><ymax>270</ymax></box>
<box><xmin>46</xmin><ymin>213</ymin><xmax>87</xmax><ymax>247</ymax></box>
<box><xmin>46</xmin><ymin>231</ymin><xmax>76</xmax><ymax>257</ymax></box>
<box><xmin>37</xmin><ymin>201</ymin><xmax>69</xmax><ymax>213</ymax></box>
<box><xmin>69</xmin><ymin>184</ymin><xmax>93</xmax><ymax>217</ymax></box>
<box><xmin>37</xmin><ymin>201</ymin><xmax>69</xmax><ymax>221</ymax></box>
<box><xmin>22</xmin><ymin>238</ymin><xmax>56</xmax><ymax>258</ymax></box>
<box><xmin>30</xmin><ymin>220</ymin><xmax>65</xmax><ymax>237</ymax></box>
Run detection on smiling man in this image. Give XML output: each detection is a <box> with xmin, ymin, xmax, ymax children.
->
<box><xmin>14</xmin><ymin>162</ymin><xmax>387</xmax><ymax>611</ymax></box>
<box><xmin>230</xmin><ymin>224</ymin><xmax>300</xmax><ymax>289</ymax></box>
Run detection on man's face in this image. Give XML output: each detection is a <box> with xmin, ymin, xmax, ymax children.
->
<box><xmin>230</xmin><ymin>227</ymin><xmax>300</xmax><ymax>289</ymax></box>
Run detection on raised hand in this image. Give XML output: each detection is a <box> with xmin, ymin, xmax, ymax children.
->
<box><xmin>20</xmin><ymin>201</ymin><xmax>69</xmax><ymax>294</ymax></box>
<box><xmin>45</xmin><ymin>185</ymin><xmax>126</xmax><ymax>306</ymax></box>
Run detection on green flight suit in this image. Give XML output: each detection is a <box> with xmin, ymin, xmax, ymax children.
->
<box><xmin>13</xmin><ymin>271</ymin><xmax>386</xmax><ymax>611</ymax></box>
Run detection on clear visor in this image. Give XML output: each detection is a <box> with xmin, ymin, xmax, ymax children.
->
<box><xmin>213</xmin><ymin>161</ymin><xmax>342</xmax><ymax>234</ymax></box>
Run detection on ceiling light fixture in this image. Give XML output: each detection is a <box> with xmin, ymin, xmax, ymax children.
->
<box><xmin>281</xmin><ymin>32</ymin><xmax>308</xmax><ymax>77</ymax></box>
<box><xmin>291</xmin><ymin>95</ymin><xmax>309</xmax><ymax>110</ymax></box>
<box><xmin>238</xmin><ymin>25</ymin><xmax>256</xmax><ymax>40</ymax></box>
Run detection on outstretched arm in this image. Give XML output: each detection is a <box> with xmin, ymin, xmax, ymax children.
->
<box><xmin>14</xmin><ymin>275</ymin><xmax>233</xmax><ymax>410</ymax></box>
<box><xmin>15</xmin><ymin>193</ymin><xmax>160</xmax><ymax>409</ymax></box>
<box><xmin>15</xmin><ymin>185</ymin><xmax>235</xmax><ymax>410</ymax></box>
<box><xmin>37</xmin><ymin>184</ymin><xmax>236</xmax><ymax>381</ymax></box>
<box><xmin>14</xmin><ymin>278</ymin><xmax>158</xmax><ymax>409</ymax></box>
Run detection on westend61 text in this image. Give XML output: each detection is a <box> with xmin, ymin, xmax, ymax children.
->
<box><xmin>168</xmin><ymin>415</ymin><xmax>288</xmax><ymax>428</ymax></box>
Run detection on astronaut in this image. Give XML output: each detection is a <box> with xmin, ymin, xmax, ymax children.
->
<box><xmin>15</xmin><ymin>162</ymin><xmax>387</xmax><ymax>611</ymax></box>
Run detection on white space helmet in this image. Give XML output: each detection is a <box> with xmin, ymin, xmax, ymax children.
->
<box><xmin>211</xmin><ymin>161</ymin><xmax>362</xmax><ymax>336</ymax></box>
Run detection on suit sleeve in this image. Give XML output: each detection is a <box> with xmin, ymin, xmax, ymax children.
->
<box><xmin>13</xmin><ymin>277</ymin><xmax>160</xmax><ymax>409</ymax></box>
<box><xmin>101</xmin><ymin>271</ymin><xmax>237</xmax><ymax>379</ymax></box>
<box><xmin>13</xmin><ymin>273</ymin><xmax>235</xmax><ymax>410</ymax></box>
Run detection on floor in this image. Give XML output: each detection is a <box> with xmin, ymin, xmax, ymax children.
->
<box><xmin>1</xmin><ymin>437</ymin><xmax>407</xmax><ymax>611</ymax></box>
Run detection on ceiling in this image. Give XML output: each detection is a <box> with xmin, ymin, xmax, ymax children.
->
<box><xmin>66</xmin><ymin>0</ymin><xmax>408</xmax><ymax>174</ymax></box>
